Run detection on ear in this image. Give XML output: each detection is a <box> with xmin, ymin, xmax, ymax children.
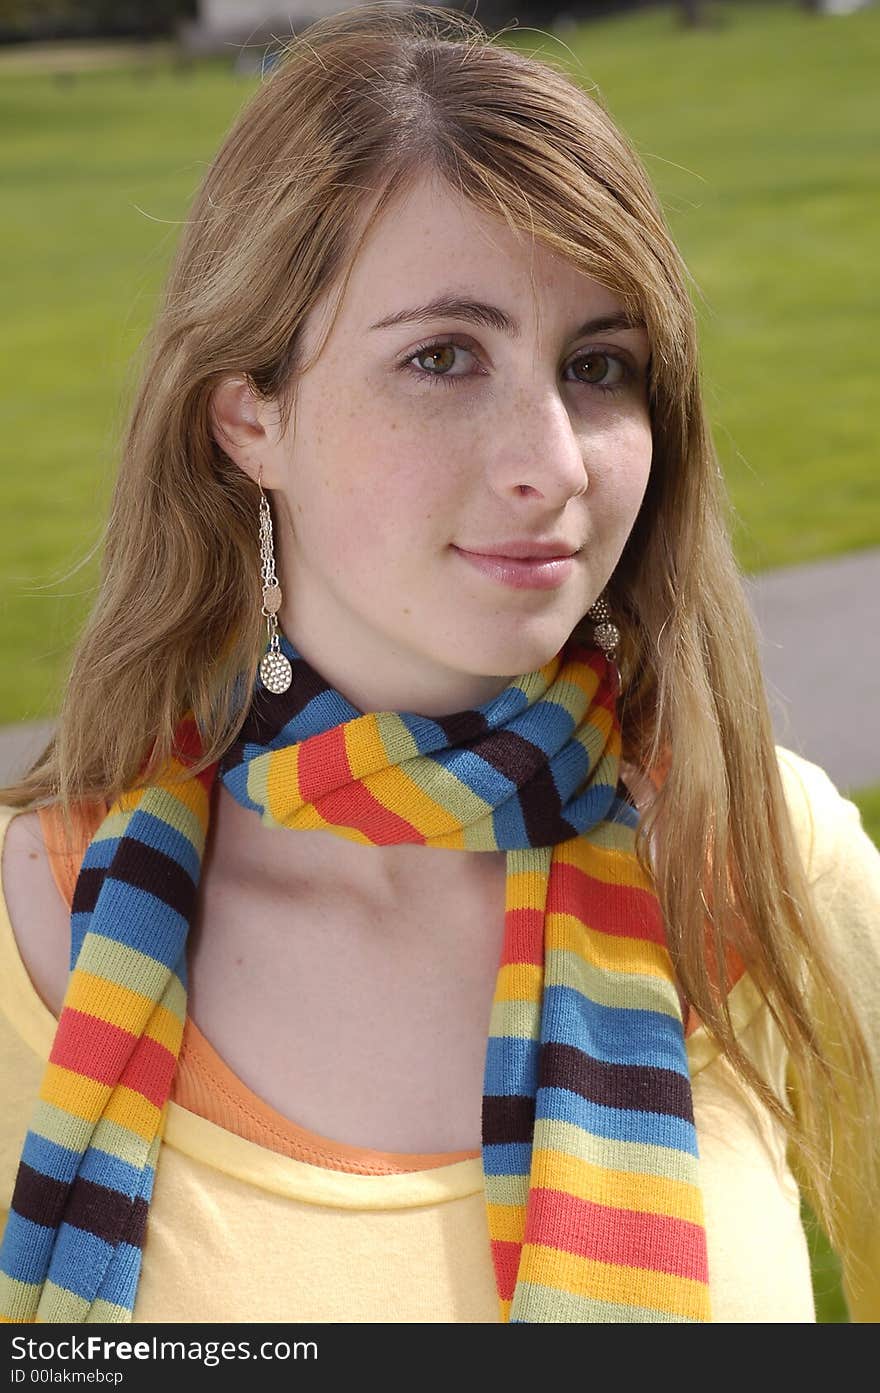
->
<box><xmin>209</xmin><ymin>374</ymin><xmax>286</xmax><ymax>488</ymax></box>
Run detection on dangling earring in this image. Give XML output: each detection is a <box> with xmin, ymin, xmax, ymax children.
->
<box><xmin>587</xmin><ymin>591</ymin><xmax>620</xmax><ymax>664</ymax></box>
<box><xmin>257</xmin><ymin>467</ymin><xmax>293</xmax><ymax>695</ymax></box>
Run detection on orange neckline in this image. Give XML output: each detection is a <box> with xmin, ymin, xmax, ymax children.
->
<box><xmin>174</xmin><ymin>1012</ymin><xmax>481</xmax><ymax>1175</ymax></box>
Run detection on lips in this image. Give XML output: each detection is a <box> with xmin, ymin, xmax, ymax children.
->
<box><xmin>451</xmin><ymin>545</ymin><xmax>577</xmax><ymax>591</ymax></box>
<box><xmin>466</xmin><ymin>549</ymin><xmax>572</xmax><ymax>561</ymax></box>
<box><xmin>456</xmin><ymin>540</ymin><xmax>579</xmax><ymax>560</ymax></box>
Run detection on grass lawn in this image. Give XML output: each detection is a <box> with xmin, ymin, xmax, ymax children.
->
<box><xmin>1</xmin><ymin>1</ymin><xmax>878</xmax><ymax>724</ymax></box>
<box><xmin>852</xmin><ymin>783</ymin><xmax>880</xmax><ymax>846</ymax></box>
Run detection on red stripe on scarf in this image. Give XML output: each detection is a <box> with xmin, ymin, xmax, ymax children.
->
<box><xmin>316</xmin><ymin>779</ymin><xmax>424</xmax><ymax>843</ymax></box>
<box><xmin>50</xmin><ymin>1010</ymin><xmax>177</xmax><ymax>1109</ymax></box>
<box><xmin>499</xmin><ymin>907</ymin><xmax>545</xmax><ymax>968</ymax></box>
<box><xmin>297</xmin><ymin>727</ymin><xmax>423</xmax><ymax>842</ymax></box>
<box><xmin>119</xmin><ymin>1034</ymin><xmax>179</xmax><ymax>1109</ymax></box>
<box><xmin>170</xmin><ymin>716</ymin><xmax>216</xmax><ymax>792</ymax></box>
<box><xmin>296</xmin><ymin>726</ymin><xmax>352</xmax><ymax>799</ymax></box>
<box><xmin>524</xmin><ymin>1187</ymin><xmax>710</xmax><ymax>1282</ymax></box>
<box><xmin>548</xmin><ymin>860</ymin><xmax>668</xmax><ymax>945</ymax></box>
<box><xmin>50</xmin><ymin>1009</ymin><xmax>139</xmax><ymax>1083</ymax></box>
<box><xmin>490</xmin><ymin>1238</ymin><xmax>523</xmax><ymax>1301</ymax></box>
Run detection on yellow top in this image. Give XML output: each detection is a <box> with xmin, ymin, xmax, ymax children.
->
<box><xmin>0</xmin><ymin>746</ymin><xmax>878</xmax><ymax>1323</ymax></box>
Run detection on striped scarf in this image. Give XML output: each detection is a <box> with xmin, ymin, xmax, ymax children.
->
<box><xmin>0</xmin><ymin>633</ymin><xmax>711</xmax><ymax>1323</ymax></box>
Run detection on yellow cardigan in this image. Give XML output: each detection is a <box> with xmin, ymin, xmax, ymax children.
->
<box><xmin>0</xmin><ymin>746</ymin><xmax>878</xmax><ymax>1322</ymax></box>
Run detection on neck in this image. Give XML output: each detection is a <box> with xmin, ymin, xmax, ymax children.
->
<box><xmin>208</xmin><ymin>781</ymin><xmax>508</xmax><ymax>909</ymax></box>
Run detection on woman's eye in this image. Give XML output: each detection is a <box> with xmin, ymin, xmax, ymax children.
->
<box><xmin>403</xmin><ymin>339</ymin><xmax>633</xmax><ymax>394</ymax></box>
<box><xmin>566</xmin><ymin>351</ymin><xmax>627</xmax><ymax>389</ymax></box>
<box><xmin>407</xmin><ymin>340</ymin><xmax>476</xmax><ymax>386</ymax></box>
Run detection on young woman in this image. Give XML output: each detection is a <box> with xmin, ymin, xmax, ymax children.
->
<box><xmin>0</xmin><ymin>3</ymin><xmax>878</xmax><ymax>1324</ymax></box>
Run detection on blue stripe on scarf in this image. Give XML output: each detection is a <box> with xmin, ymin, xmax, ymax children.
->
<box><xmin>79</xmin><ymin>1149</ymin><xmax>149</xmax><ymax>1198</ymax></box>
<box><xmin>481</xmin><ymin>1141</ymin><xmax>533</xmax><ymax>1175</ymax></box>
<box><xmin>21</xmin><ymin>1133</ymin><xmax>83</xmax><ymax>1186</ymax></box>
<box><xmin>48</xmin><ymin>1224</ymin><xmax>114</xmax><ymax>1300</ymax></box>
<box><xmin>540</xmin><ymin>987</ymin><xmax>690</xmax><ymax>1072</ymax></box>
<box><xmin>1</xmin><ymin>1213</ymin><xmax>57</xmax><ymax>1283</ymax></box>
<box><xmin>484</xmin><ymin>1036</ymin><xmax>540</xmax><ymax>1095</ymax></box>
<box><xmin>74</xmin><ymin>884</ymin><xmax>187</xmax><ymax>965</ymax></box>
<box><xmin>95</xmin><ymin>1243</ymin><xmax>142</xmax><ymax>1309</ymax></box>
<box><xmin>535</xmin><ymin>1088</ymin><xmax>699</xmax><ymax>1154</ymax></box>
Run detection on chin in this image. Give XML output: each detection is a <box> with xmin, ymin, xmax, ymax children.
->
<box><xmin>455</xmin><ymin>619</ymin><xmax>577</xmax><ymax>678</ymax></box>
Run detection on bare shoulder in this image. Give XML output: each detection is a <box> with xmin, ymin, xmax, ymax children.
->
<box><xmin>1</xmin><ymin>810</ymin><xmax>69</xmax><ymax>1019</ymax></box>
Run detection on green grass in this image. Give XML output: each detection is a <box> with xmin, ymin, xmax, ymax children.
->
<box><xmin>0</xmin><ymin>1</ymin><xmax>878</xmax><ymax>723</ymax></box>
<box><xmin>851</xmin><ymin>784</ymin><xmax>880</xmax><ymax>846</ymax></box>
<box><xmin>802</xmin><ymin>1200</ymin><xmax>849</xmax><ymax>1323</ymax></box>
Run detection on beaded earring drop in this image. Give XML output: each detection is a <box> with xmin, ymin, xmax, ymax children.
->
<box><xmin>257</xmin><ymin>467</ymin><xmax>293</xmax><ymax>695</ymax></box>
<box><xmin>586</xmin><ymin>591</ymin><xmax>620</xmax><ymax>664</ymax></box>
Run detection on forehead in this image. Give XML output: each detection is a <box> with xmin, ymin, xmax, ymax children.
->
<box><xmin>304</xmin><ymin>171</ymin><xmax>631</xmax><ymax>354</ymax></box>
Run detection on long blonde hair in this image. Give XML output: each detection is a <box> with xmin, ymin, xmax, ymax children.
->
<box><xmin>5</xmin><ymin>3</ymin><xmax>876</xmax><ymax>1278</ymax></box>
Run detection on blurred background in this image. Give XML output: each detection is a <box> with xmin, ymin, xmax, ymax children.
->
<box><xmin>0</xmin><ymin>0</ymin><xmax>877</xmax><ymax>1319</ymax></box>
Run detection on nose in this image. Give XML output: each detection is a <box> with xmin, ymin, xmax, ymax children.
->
<box><xmin>491</xmin><ymin>390</ymin><xmax>588</xmax><ymax>505</ymax></box>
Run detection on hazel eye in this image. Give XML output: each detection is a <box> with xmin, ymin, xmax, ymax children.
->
<box><xmin>412</xmin><ymin>342</ymin><xmax>473</xmax><ymax>378</ymax></box>
<box><xmin>567</xmin><ymin>352</ymin><xmax>625</xmax><ymax>387</ymax></box>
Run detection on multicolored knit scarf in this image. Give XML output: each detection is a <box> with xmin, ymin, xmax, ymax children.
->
<box><xmin>0</xmin><ymin>633</ymin><xmax>711</xmax><ymax>1323</ymax></box>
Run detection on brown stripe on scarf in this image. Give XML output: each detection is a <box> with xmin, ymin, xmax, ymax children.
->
<box><xmin>482</xmin><ymin>1095</ymin><xmax>536</xmax><ymax>1145</ymax></box>
<box><xmin>72</xmin><ymin>840</ymin><xmax>197</xmax><ymax>921</ymax></box>
<box><xmin>540</xmin><ymin>1043</ymin><xmax>696</xmax><ymax>1122</ymax></box>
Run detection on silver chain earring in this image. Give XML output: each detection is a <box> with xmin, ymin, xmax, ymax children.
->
<box><xmin>586</xmin><ymin>591</ymin><xmax>620</xmax><ymax>664</ymax></box>
<box><xmin>257</xmin><ymin>469</ymin><xmax>293</xmax><ymax>695</ymax></box>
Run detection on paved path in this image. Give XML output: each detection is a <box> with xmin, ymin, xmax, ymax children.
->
<box><xmin>743</xmin><ymin>547</ymin><xmax>879</xmax><ymax>793</ymax></box>
<box><xmin>1</xmin><ymin>547</ymin><xmax>878</xmax><ymax>795</ymax></box>
<box><xmin>0</xmin><ymin>719</ymin><xmax>55</xmax><ymax>792</ymax></box>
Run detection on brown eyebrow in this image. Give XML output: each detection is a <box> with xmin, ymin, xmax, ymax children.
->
<box><xmin>369</xmin><ymin>296</ymin><xmax>645</xmax><ymax>341</ymax></box>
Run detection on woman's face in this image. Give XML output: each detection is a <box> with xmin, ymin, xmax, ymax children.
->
<box><xmin>216</xmin><ymin>172</ymin><xmax>653</xmax><ymax>716</ymax></box>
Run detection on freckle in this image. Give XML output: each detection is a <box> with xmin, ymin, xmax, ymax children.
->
<box><xmin>28</xmin><ymin>851</ymin><xmax>37</xmax><ymax>860</ymax></box>
<box><xmin>402</xmin><ymin>607</ymin><xmax>411</xmax><ymax>615</ymax></box>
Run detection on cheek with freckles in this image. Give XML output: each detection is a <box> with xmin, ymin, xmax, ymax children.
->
<box><xmin>586</xmin><ymin>417</ymin><xmax>653</xmax><ymax>553</ymax></box>
<box><xmin>293</xmin><ymin>422</ymin><xmax>456</xmax><ymax>592</ymax></box>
